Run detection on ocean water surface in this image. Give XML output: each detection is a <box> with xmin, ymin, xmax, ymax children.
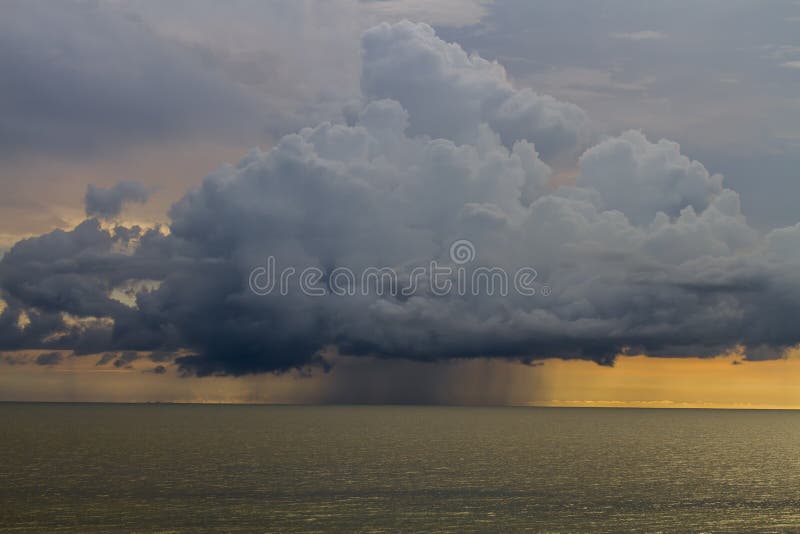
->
<box><xmin>1</xmin><ymin>404</ymin><xmax>799</xmax><ymax>532</ymax></box>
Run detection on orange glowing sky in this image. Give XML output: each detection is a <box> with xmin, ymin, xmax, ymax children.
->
<box><xmin>2</xmin><ymin>351</ymin><xmax>799</xmax><ymax>409</ymax></box>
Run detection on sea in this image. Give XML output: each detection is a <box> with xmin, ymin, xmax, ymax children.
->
<box><xmin>1</xmin><ymin>403</ymin><xmax>799</xmax><ymax>532</ymax></box>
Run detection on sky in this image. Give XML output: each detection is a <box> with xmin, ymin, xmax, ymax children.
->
<box><xmin>1</xmin><ymin>0</ymin><xmax>800</xmax><ymax>406</ymax></box>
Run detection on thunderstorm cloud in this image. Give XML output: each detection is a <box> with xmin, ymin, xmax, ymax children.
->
<box><xmin>1</xmin><ymin>22</ymin><xmax>800</xmax><ymax>375</ymax></box>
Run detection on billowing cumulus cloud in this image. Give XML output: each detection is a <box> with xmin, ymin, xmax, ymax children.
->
<box><xmin>85</xmin><ymin>181</ymin><xmax>151</xmax><ymax>219</ymax></box>
<box><xmin>1</xmin><ymin>22</ymin><xmax>800</xmax><ymax>376</ymax></box>
<box><xmin>576</xmin><ymin>131</ymin><xmax>724</xmax><ymax>225</ymax></box>
<box><xmin>360</xmin><ymin>21</ymin><xmax>594</xmax><ymax>161</ymax></box>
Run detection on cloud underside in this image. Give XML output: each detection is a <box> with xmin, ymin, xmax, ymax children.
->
<box><xmin>2</xmin><ymin>21</ymin><xmax>800</xmax><ymax>376</ymax></box>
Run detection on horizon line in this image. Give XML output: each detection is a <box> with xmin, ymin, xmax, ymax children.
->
<box><xmin>2</xmin><ymin>400</ymin><xmax>800</xmax><ymax>411</ymax></box>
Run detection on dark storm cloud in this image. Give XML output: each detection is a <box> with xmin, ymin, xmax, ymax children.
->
<box><xmin>85</xmin><ymin>181</ymin><xmax>151</xmax><ymax>219</ymax></box>
<box><xmin>0</xmin><ymin>219</ymin><xmax>182</xmax><ymax>356</ymax></box>
<box><xmin>2</xmin><ymin>22</ymin><xmax>800</xmax><ymax>376</ymax></box>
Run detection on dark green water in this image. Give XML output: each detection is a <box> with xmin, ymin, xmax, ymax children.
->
<box><xmin>1</xmin><ymin>404</ymin><xmax>800</xmax><ymax>533</ymax></box>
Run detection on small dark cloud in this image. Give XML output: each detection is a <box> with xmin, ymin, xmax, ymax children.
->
<box><xmin>96</xmin><ymin>353</ymin><xmax>116</xmax><ymax>366</ymax></box>
<box><xmin>85</xmin><ymin>181</ymin><xmax>150</xmax><ymax>218</ymax></box>
<box><xmin>743</xmin><ymin>344</ymin><xmax>787</xmax><ymax>361</ymax></box>
<box><xmin>3</xmin><ymin>353</ymin><xmax>27</xmax><ymax>365</ymax></box>
<box><xmin>145</xmin><ymin>364</ymin><xmax>167</xmax><ymax>375</ymax></box>
<box><xmin>113</xmin><ymin>351</ymin><xmax>140</xmax><ymax>369</ymax></box>
<box><xmin>148</xmin><ymin>351</ymin><xmax>175</xmax><ymax>363</ymax></box>
<box><xmin>97</xmin><ymin>351</ymin><xmax>143</xmax><ymax>368</ymax></box>
<box><xmin>113</xmin><ymin>225</ymin><xmax>143</xmax><ymax>243</ymax></box>
<box><xmin>35</xmin><ymin>352</ymin><xmax>63</xmax><ymax>366</ymax></box>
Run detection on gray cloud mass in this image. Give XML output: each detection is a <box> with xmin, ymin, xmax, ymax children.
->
<box><xmin>361</xmin><ymin>21</ymin><xmax>594</xmax><ymax>161</ymax></box>
<box><xmin>85</xmin><ymin>181</ymin><xmax>151</xmax><ymax>219</ymax></box>
<box><xmin>1</xmin><ymin>22</ymin><xmax>799</xmax><ymax>375</ymax></box>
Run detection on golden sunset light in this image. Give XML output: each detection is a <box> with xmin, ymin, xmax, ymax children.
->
<box><xmin>3</xmin><ymin>1</ymin><xmax>800</xmax><ymax>531</ymax></box>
